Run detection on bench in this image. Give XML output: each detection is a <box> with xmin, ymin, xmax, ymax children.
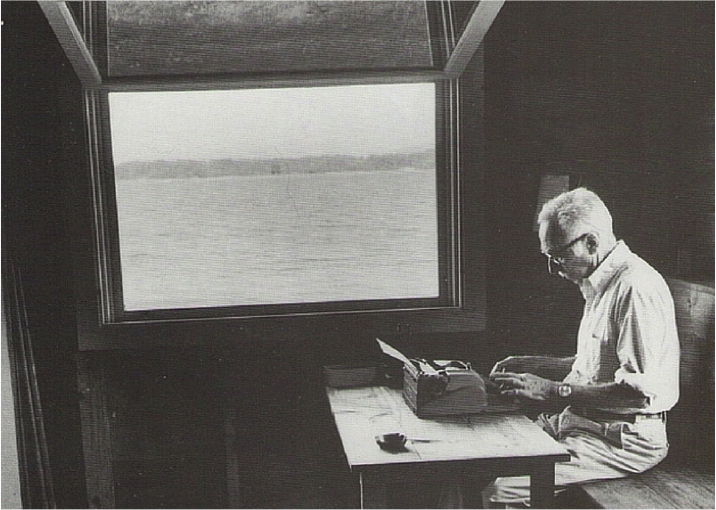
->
<box><xmin>574</xmin><ymin>278</ymin><xmax>715</xmax><ymax>509</ymax></box>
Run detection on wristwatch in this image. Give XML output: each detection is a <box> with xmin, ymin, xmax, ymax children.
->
<box><xmin>557</xmin><ymin>383</ymin><xmax>572</xmax><ymax>398</ymax></box>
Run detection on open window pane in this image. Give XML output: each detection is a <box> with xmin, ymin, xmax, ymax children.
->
<box><xmin>109</xmin><ymin>83</ymin><xmax>439</xmax><ymax>311</ymax></box>
<box><xmin>106</xmin><ymin>1</ymin><xmax>434</xmax><ymax>77</ymax></box>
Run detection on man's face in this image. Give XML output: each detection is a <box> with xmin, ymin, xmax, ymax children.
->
<box><xmin>540</xmin><ymin>225</ymin><xmax>594</xmax><ymax>284</ymax></box>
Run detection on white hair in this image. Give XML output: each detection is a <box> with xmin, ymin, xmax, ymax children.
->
<box><xmin>538</xmin><ymin>187</ymin><xmax>616</xmax><ymax>245</ymax></box>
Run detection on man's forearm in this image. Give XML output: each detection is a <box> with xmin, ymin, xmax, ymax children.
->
<box><xmin>491</xmin><ymin>372</ymin><xmax>649</xmax><ymax>409</ymax></box>
<box><xmin>560</xmin><ymin>381</ymin><xmax>649</xmax><ymax>410</ymax></box>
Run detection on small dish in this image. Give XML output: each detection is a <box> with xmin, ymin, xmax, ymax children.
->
<box><xmin>375</xmin><ymin>432</ymin><xmax>408</xmax><ymax>451</ymax></box>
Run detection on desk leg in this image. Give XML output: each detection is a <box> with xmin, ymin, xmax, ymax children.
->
<box><xmin>360</xmin><ymin>472</ymin><xmax>387</xmax><ymax>509</ymax></box>
<box><xmin>530</xmin><ymin>462</ymin><xmax>556</xmax><ymax>509</ymax></box>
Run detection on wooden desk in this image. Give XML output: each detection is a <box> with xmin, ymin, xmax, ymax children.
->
<box><xmin>327</xmin><ymin>385</ymin><xmax>570</xmax><ymax>508</ymax></box>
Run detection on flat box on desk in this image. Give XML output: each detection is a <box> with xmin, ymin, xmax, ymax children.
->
<box><xmin>323</xmin><ymin>364</ymin><xmax>380</xmax><ymax>388</ymax></box>
<box><xmin>403</xmin><ymin>359</ymin><xmax>488</xmax><ymax>418</ymax></box>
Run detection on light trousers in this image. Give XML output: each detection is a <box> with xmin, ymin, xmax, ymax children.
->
<box><xmin>482</xmin><ymin>407</ymin><xmax>669</xmax><ymax>507</ymax></box>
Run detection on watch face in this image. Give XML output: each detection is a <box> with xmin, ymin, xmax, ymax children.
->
<box><xmin>559</xmin><ymin>384</ymin><xmax>571</xmax><ymax>397</ymax></box>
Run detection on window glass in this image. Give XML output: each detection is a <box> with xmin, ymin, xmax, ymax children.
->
<box><xmin>109</xmin><ymin>83</ymin><xmax>439</xmax><ymax>311</ymax></box>
<box><xmin>106</xmin><ymin>1</ymin><xmax>433</xmax><ymax>77</ymax></box>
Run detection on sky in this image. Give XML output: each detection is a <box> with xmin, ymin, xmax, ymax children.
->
<box><xmin>109</xmin><ymin>83</ymin><xmax>436</xmax><ymax>164</ymax></box>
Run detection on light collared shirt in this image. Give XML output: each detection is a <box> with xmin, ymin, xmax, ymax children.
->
<box><xmin>563</xmin><ymin>241</ymin><xmax>680</xmax><ymax>414</ymax></box>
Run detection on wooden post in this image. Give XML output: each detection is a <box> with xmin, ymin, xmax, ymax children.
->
<box><xmin>76</xmin><ymin>352</ymin><xmax>115</xmax><ymax>508</ymax></box>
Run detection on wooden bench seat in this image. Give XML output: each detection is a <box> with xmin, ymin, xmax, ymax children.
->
<box><xmin>579</xmin><ymin>464</ymin><xmax>714</xmax><ymax>509</ymax></box>
<box><xmin>571</xmin><ymin>279</ymin><xmax>715</xmax><ymax>509</ymax></box>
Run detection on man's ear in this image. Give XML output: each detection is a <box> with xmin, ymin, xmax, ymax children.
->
<box><xmin>586</xmin><ymin>233</ymin><xmax>599</xmax><ymax>254</ymax></box>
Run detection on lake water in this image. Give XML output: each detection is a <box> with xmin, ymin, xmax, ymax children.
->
<box><xmin>115</xmin><ymin>168</ymin><xmax>439</xmax><ymax>310</ymax></box>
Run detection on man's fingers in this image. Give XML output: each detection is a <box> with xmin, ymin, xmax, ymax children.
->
<box><xmin>490</xmin><ymin>372</ymin><xmax>522</xmax><ymax>382</ymax></box>
<box><xmin>501</xmin><ymin>389</ymin><xmax>526</xmax><ymax>398</ymax></box>
<box><xmin>490</xmin><ymin>356</ymin><xmax>518</xmax><ymax>375</ymax></box>
<box><xmin>490</xmin><ymin>363</ymin><xmax>507</xmax><ymax>375</ymax></box>
<box><xmin>491</xmin><ymin>373</ymin><xmax>527</xmax><ymax>391</ymax></box>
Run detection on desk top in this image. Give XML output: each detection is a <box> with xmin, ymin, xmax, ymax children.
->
<box><xmin>327</xmin><ymin>385</ymin><xmax>569</xmax><ymax>470</ymax></box>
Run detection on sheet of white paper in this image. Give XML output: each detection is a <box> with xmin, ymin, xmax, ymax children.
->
<box><xmin>376</xmin><ymin>337</ymin><xmax>413</xmax><ymax>366</ymax></box>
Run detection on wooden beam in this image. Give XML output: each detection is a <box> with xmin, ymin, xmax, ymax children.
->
<box><xmin>444</xmin><ymin>1</ymin><xmax>505</xmax><ymax>78</ymax></box>
<box><xmin>99</xmin><ymin>69</ymin><xmax>450</xmax><ymax>93</ymax></box>
<box><xmin>38</xmin><ymin>2</ymin><xmax>102</xmax><ymax>88</ymax></box>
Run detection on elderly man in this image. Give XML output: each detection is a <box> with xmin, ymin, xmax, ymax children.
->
<box><xmin>484</xmin><ymin>188</ymin><xmax>680</xmax><ymax>508</ymax></box>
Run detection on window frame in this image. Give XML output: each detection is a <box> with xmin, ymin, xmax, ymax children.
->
<box><xmin>90</xmin><ymin>81</ymin><xmax>459</xmax><ymax>324</ymax></box>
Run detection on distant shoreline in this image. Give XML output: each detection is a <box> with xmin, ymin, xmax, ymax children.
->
<box><xmin>114</xmin><ymin>151</ymin><xmax>434</xmax><ymax>180</ymax></box>
<box><xmin>116</xmin><ymin>167</ymin><xmax>432</xmax><ymax>184</ymax></box>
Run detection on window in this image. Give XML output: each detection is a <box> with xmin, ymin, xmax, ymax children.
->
<box><xmin>108</xmin><ymin>84</ymin><xmax>442</xmax><ymax>315</ymax></box>
<box><xmin>41</xmin><ymin>0</ymin><xmax>501</xmax><ymax>332</ymax></box>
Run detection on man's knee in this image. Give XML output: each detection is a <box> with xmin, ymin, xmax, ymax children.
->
<box><xmin>482</xmin><ymin>477</ymin><xmax>531</xmax><ymax>508</ymax></box>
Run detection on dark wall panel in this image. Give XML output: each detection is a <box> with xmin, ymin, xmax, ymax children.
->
<box><xmin>482</xmin><ymin>1</ymin><xmax>714</xmax><ymax>355</ymax></box>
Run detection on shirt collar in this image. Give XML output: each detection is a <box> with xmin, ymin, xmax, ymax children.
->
<box><xmin>580</xmin><ymin>240</ymin><xmax>631</xmax><ymax>298</ymax></box>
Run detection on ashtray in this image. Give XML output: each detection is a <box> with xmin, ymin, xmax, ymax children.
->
<box><xmin>375</xmin><ymin>432</ymin><xmax>408</xmax><ymax>452</ymax></box>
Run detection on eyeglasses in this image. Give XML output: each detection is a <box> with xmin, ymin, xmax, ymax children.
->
<box><xmin>545</xmin><ymin>233</ymin><xmax>589</xmax><ymax>274</ymax></box>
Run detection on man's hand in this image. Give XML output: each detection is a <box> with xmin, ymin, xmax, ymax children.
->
<box><xmin>490</xmin><ymin>356</ymin><xmax>544</xmax><ymax>375</ymax></box>
<box><xmin>489</xmin><ymin>372</ymin><xmax>558</xmax><ymax>401</ymax></box>
<box><xmin>490</xmin><ymin>355</ymin><xmax>576</xmax><ymax>380</ymax></box>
